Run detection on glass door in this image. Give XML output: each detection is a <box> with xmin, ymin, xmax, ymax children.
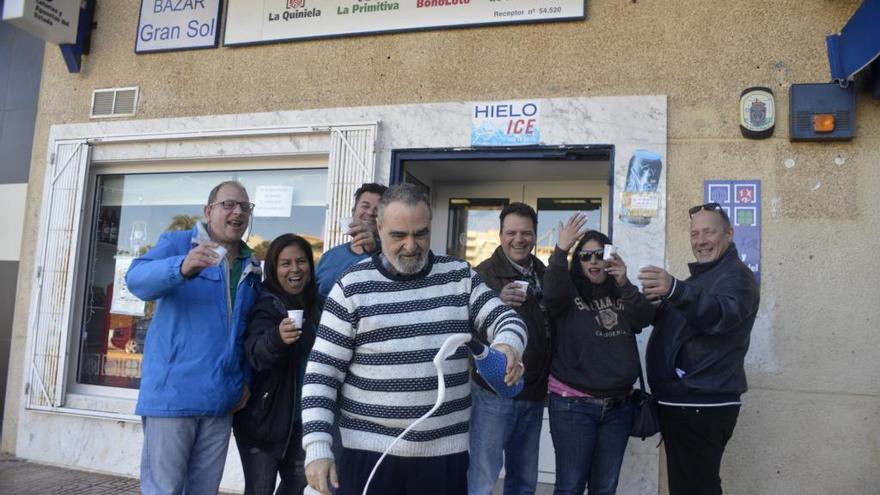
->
<box><xmin>534</xmin><ymin>198</ymin><xmax>603</xmax><ymax>264</ymax></box>
<box><xmin>446</xmin><ymin>198</ymin><xmax>509</xmax><ymax>265</ymax></box>
<box><xmin>430</xmin><ymin>182</ymin><xmax>523</xmax><ymax>257</ymax></box>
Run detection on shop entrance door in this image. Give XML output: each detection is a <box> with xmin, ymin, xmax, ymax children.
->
<box><xmin>391</xmin><ymin>146</ymin><xmax>613</xmax><ymax>484</ymax></box>
<box><xmin>432</xmin><ymin>180</ymin><xmax>605</xmax><ymax>484</ymax></box>
<box><xmin>432</xmin><ymin>180</ymin><xmax>608</xmax><ymax>265</ymax></box>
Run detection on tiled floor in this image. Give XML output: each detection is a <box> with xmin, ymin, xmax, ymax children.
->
<box><xmin>0</xmin><ymin>454</ymin><xmax>556</xmax><ymax>494</ymax></box>
<box><xmin>0</xmin><ymin>455</ymin><xmax>140</xmax><ymax>495</ymax></box>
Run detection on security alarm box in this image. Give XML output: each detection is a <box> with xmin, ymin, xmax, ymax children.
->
<box><xmin>789</xmin><ymin>83</ymin><xmax>856</xmax><ymax>141</ymax></box>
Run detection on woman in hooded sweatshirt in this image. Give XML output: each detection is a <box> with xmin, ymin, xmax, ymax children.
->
<box><xmin>234</xmin><ymin>234</ymin><xmax>320</xmax><ymax>495</ymax></box>
<box><xmin>544</xmin><ymin>214</ymin><xmax>655</xmax><ymax>495</ymax></box>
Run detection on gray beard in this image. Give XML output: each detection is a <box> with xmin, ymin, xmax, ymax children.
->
<box><xmin>391</xmin><ymin>252</ymin><xmax>428</xmax><ymax>274</ymax></box>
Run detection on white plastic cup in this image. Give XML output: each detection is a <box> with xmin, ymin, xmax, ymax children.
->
<box><xmin>210</xmin><ymin>245</ymin><xmax>227</xmax><ymax>265</ymax></box>
<box><xmin>512</xmin><ymin>280</ymin><xmax>529</xmax><ymax>295</ymax></box>
<box><xmin>603</xmin><ymin>245</ymin><xmax>618</xmax><ymax>261</ymax></box>
<box><xmin>287</xmin><ymin>310</ymin><xmax>304</xmax><ymax>328</ymax></box>
<box><xmin>340</xmin><ymin>216</ymin><xmax>353</xmax><ymax>234</ymax></box>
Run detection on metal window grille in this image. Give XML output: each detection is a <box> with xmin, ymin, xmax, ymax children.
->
<box><xmin>26</xmin><ymin>141</ymin><xmax>91</xmax><ymax>409</ymax></box>
<box><xmin>323</xmin><ymin>124</ymin><xmax>378</xmax><ymax>249</ymax></box>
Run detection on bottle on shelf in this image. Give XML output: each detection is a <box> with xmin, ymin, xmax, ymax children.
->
<box><xmin>101</xmin><ymin>208</ymin><xmax>111</xmax><ymax>243</ymax></box>
<box><xmin>96</xmin><ymin>208</ymin><xmax>105</xmax><ymax>242</ymax></box>
<box><xmin>109</xmin><ymin>209</ymin><xmax>119</xmax><ymax>244</ymax></box>
<box><xmin>130</xmin><ymin>221</ymin><xmax>147</xmax><ymax>256</ymax></box>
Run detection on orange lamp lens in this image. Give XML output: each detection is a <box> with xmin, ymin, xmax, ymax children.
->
<box><xmin>813</xmin><ymin>114</ymin><xmax>835</xmax><ymax>133</ymax></box>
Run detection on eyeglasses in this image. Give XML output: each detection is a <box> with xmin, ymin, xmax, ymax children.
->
<box><xmin>688</xmin><ymin>202</ymin><xmax>725</xmax><ymax>218</ymax></box>
<box><xmin>209</xmin><ymin>200</ymin><xmax>256</xmax><ymax>213</ymax></box>
<box><xmin>577</xmin><ymin>249</ymin><xmax>604</xmax><ymax>262</ymax></box>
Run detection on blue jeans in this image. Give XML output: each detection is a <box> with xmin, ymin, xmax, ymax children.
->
<box><xmin>141</xmin><ymin>415</ymin><xmax>233</xmax><ymax>495</ymax></box>
<box><xmin>548</xmin><ymin>394</ymin><xmax>634</xmax><ymax>495</ymax></box>
<box><xmin>467</xmin><ymin>383</ymin><xmax>544</xmax><ymax>495</ymax></box>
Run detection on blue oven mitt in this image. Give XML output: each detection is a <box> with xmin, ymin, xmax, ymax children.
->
<box><xmin>466</xmin><ymin>339</ymin><xmax>524</xmax><ymax>399</ymax></box>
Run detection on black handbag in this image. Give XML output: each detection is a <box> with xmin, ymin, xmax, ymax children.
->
<box><xmin>630</xmin><ymin>338</ymin><xmax>660</xmax><ymax>440</ymax></box>
<box><xmin>234</xmin><ymin>366</ymin><xmax>292</xmax><ymax>443</ymax></box>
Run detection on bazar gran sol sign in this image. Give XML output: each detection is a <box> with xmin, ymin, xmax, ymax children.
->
<box><xmin>136</xmin><ymin>0</ymin><xmax>223</xmax><ymax>53</ymax></box>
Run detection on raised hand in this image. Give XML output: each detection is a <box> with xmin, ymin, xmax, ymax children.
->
<box><xmin>605</xmin><ymin>253</ymin><xmax>629</xmax><ymax>287</ymax></box>
<box><xmin>556</xmin><ymin>213</ymin><xmax>589</xmax><ymax>252</ymax></box>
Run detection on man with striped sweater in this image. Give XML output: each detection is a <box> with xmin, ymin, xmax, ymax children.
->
<box><xmin>303</xmin><ymin>184</ymin><xmax>527</xmax><ymax>495</ymax></box>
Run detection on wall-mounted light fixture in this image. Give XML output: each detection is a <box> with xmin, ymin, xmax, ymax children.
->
<box><xmin>789</xmin><ymin>83</ymin><xmax>856</xmax><ymax>141</ymax></box>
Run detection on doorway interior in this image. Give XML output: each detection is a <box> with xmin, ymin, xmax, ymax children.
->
<box><xmin>391</xmin><ymin>146</ymin><xmax>614</xmax><ymax>265</ymax></box>
<box><xmin>390</xmin><ymin>146</ymin><xmax>614</xmax><ymax>483</ymax></box>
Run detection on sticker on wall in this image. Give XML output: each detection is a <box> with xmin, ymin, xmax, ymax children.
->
<box><xmin>471</xmin><ymin>101</ymin><xmax>541</xmax><ymax>146</ymax></box>
<box><xmin>619</xmin><ymin>149</ymin><xmax>663</xmax><ymax>227</ymax></box>
<box><xmin>739</xmin><ymin>87</ymin><xmax>775</xmax><ymax>139</ymax></box>
<box><xmin>704</xmin><ymin>180</ymin><xmax>762</xmax><ymax>283</ymax></box>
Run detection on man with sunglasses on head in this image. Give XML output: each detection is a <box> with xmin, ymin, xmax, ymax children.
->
<box><xmin>640</xmin><ymin>202</ymin><xmax>760</xmax><ymax>495</ymax></box>
<box><xmin>127</xmin><ymin>180</ymin><xmax>263</xmax><ymax>495</ymax></box>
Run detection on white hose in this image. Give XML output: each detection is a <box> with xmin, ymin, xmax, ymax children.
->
<box><xmin>361</xmin><ymin>333</ymin><xmax>472</xmax><ymax>495</ymax></box>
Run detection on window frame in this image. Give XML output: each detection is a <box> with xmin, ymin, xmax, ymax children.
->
<box><xmin>65</xmin><ymin>158</ymin><xmax>330</xmax><ymax>406</ymax></box>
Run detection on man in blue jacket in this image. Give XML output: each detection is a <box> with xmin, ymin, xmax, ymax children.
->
<box><xmin>127</xmin><ymin>180</ymin><xmax>262</xmax><ymax>495</ymax></box>
<box><xmin>640</xmin><ymin>202</ymin><xmax>760</xmax><ymax>495</ymax></box>
<box><xmin>315</xmin><ymin>182</ymin><xmax>386</xmax><ymax>300</ymax></box>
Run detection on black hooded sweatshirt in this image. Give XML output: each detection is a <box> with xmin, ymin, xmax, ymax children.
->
<box><xmin>544</xmin><ymin>246</ymin><xmax>655</xmax><ymax>398</ymax></box>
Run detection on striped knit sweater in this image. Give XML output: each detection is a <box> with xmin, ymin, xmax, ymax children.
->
<box><xmin>301</xmin><ymin>252</ymin><xmax>527</xmax><ymax>465</ymax></box>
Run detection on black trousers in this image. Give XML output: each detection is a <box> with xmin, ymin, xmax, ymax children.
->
<box><xmin>337</xmin><ymin>448</ymin><xmax>468</xmax><ymax>495</ymax></box>
<box><xmin>658</xmin><ymin>404</ymin><xmax>740</xmax><ymax>495</ymax></box>
<box><xmin>236</xmin><ymin>423</ymin><xmax>307</xmax><ymax>495</ymax></box>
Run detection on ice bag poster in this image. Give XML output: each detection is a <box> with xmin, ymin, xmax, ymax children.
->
<box><xmin>704</xmin><ymin>180</ymin><xmax>761</xmax><ymax>284</ymax></box>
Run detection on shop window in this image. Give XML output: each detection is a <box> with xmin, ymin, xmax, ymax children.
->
<box><xmin>75</xmin><ymin>169</ymin><xmax>327</xmax><ymax>390</ymax></box>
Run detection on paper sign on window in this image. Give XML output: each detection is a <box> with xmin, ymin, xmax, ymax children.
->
<box><xmin>111</xmin><ymin>256</ymin><xmax>146</xmax><ymax>317</ymax></box>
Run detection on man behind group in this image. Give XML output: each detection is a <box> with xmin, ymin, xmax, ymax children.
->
<box><xmin>469</xmin><ymin>202</ymin><xmax>551</xmax><ymax>495</ymax></box>
<box><xmin>127</xmin><ymin>181</ymin><xmax>262</xmax><ymax>495</ymax></box>
<box><xmin>640</xmin><ymin>202</ymin><xmax>760</xmax><ymax>495</ymax></box>
<box><xmin>315</xmin><ymin>182</ymin><xmax>387</xmax><ymax>300</ymax></box>
<box><xmin>301</xmin><ymin>184</ymin><xmax>527</xmax><ymax>495</ymax></box>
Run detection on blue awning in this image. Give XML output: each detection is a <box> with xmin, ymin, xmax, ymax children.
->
<box><xmin>826</xmin><ymin>0</ymin><xmax>880</xmax><ymax>82</ymax></box>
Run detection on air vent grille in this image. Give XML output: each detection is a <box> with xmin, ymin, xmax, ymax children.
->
<box><xmin>90</xmin><ymin>87</ymin><xmax>139</xmax><ymax>118</ymax></box>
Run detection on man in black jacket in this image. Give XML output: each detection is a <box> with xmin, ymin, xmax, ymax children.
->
<box><xmin>469</xmin><ymin>202</ymin><xmax>552</xmax><ymax>495</ymax></box>
<box><xmin>640</xmin><ymin>202</ymin><xmax>760</xmax><ymax>495</ymax></box>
